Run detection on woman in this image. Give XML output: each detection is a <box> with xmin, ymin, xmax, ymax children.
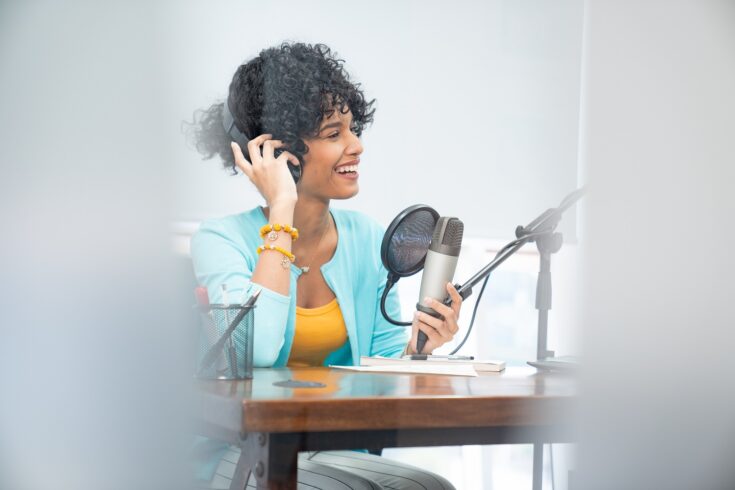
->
<box><xmin>188</xmin><ymin>42</ymin><xmax>461</xmax><ymax>490</ymax></box>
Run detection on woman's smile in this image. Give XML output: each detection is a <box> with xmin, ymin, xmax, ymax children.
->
<box><xmin>334</xmin><ymin>158</ymin><xmax>360</xmax><ymax>180</ymax></box>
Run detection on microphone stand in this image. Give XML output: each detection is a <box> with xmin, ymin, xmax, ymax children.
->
<box><xmin>453</xmin><ymin>187</ymin><xmax>585</xmax><ymax>362</ymax></box>
<box><xmin>451</xmin><ymin>187</ymin><xmax>584</xmax><ymax>490</ymax></box>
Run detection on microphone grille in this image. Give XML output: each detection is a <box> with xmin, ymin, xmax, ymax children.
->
<box><xmin>443</xmin><ymin>218</ymin><xmax>464</xmax><ymax>246</ymax></box>
<box><xmin>432</xmin><ymin>217</ymin><xmax>464</xmax><ymax>247</ymax></box>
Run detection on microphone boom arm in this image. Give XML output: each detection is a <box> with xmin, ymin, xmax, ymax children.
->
<box><xmin>449</xmin><ymin>186</ymin><xmax>585</xmax><ymax>360</ymax></box>
<box><xmin>454</xmin><ymin>234</ymin><xmax>537</xmax><ymax>301</ymax></box>
<box><xmin>454</xmin><ymin>187</ymin><xmax>586</xmax><ymax>302</ymax></box>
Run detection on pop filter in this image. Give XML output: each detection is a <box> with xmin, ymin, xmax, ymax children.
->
<box><xmin>381</xmin><ymin>205</ymin><xmax>440</xmax><ymax>277</ymax></box>
<box><xmin>380</xmin><ymin>204</ymin><xmax>440</xmax><ymax>326</ymax></box>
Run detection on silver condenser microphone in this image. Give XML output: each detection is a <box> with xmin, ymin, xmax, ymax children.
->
<box><xmin>415</xmin><ymin>217</ymin><xmax>463</xmax><ymax>354</ymax></box>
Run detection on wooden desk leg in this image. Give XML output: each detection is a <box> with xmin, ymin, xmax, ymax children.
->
<box><xmin>238</xmin><ymin>432</ymin><xmax>299</xmax><ymax>490</ymax></box>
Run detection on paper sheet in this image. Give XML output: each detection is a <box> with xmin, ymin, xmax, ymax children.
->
<box><xmin>330</xmin><ymin>363</ymin><xmax>478</xmax><ymax>377</ymax></box>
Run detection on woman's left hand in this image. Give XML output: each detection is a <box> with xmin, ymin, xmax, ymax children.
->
<box><xmin>409</xmin><ymin>283</ymin><xmax>463</xmax><ymax>354</ymax></box>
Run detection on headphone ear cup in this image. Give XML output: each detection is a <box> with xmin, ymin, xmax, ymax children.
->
<box><xmin>289</xmin><ymin>162</ymin><xmax>302</xmax><ymax>184</ymax></box>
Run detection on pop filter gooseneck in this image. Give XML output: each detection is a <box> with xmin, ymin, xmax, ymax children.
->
<box><xmin>380</xmin><ymin>205</ymin><xmax>440</xmax><ymax>326</ymax></box>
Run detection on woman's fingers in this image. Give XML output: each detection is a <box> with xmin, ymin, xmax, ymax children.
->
<box><xmin>411</xmin><ymin>285</ymin><xmax>464</xmax><ymax>353</ymax></box>
<box><xmin>250</xmin><ymin>136</ymin><xmax>300</xmax><ymax>167</ymax></box>
<box><xmin>423</xmin><ymin>298</ymin><xmax>457</xmax><ymax>329</ymax></box>
<box><xmin>246</xmin><ymin>133</ymin><xmax>273</xmax><ymax>164</ymax></box>
<box><xmin>416</xmin><ymin>312</ymin><xmax>455</xmax><ymax>340</ymax></box>
<box><xmin>231</xmin><ymin>142</ymin><xmax>253</xmax><ymax>178</ymax></box>
<box><xmin>261</xmin><ymin>139</ymin><xmax>284</xmax><ymax>161</ymax></box>
<box><xmin>446</xmin><ymin>283</ymin><xmax>463</xmax><ymax>318</ymax></box>
<box><xmin>416</xmin><ymin>321</ymin><xmax>444</xmax><ymax>346</ymax></box>
<box><xmin>234</xmin><ymin>133</ymin><xmax>298</xmax><ymax>207</ymax></box>
<box><xmin>276</xmin><ymin>150</ymin><xmax>301</xmax><ymax>167</ymax></box>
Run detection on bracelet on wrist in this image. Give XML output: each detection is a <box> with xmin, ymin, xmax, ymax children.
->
<box><xmin>257</xmin><ymin>244</ymin><xmax>296</xmax><ymax>270</ymax></box>
<box><xmin>260</xmin><ymin>223</ymin><xmax>299</xmax><ymax>242</ymax></box>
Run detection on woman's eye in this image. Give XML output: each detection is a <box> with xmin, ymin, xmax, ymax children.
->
<box><xmin>327</xmin><ymin>127</ymin><xmax>359</xmax><ymax>139</ymax></box>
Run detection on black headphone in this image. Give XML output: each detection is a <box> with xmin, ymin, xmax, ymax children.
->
<box><xmin>222</xmin><ymin>98</ymin><xmax>302</xmax><ymax>184</ymax></box>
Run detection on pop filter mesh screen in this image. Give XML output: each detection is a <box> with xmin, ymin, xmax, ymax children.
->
<box><xmin>387</xmin><ymin>209</ymin><xmax>437</xmax><ymax>274</ymax></box>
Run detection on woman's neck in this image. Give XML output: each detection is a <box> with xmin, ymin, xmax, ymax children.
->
<box><xmin>293</xmin><ymin>197</ymin><xmax>331</xmax><ymax>242</ymax></box>
<box><xmin>264</xmin><ymin>196</ymin><xmax>331</xmax><ymax>242</ymax></box>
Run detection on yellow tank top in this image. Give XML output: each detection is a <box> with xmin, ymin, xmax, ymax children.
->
<box><xmin>287</xmin><ymin>298</ymin><xmax>348</xmax><ymax>367</ymax></box>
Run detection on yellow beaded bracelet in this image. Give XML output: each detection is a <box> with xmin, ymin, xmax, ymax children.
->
<box><xmin>256</xmin><ymin>244</ymin><xmax>296</xmax><ymax>269</ymax></box>
<box><xmin>260</xmin><ymin>223</ymin><xmax>299</xmax><ymax>241</ymax></box>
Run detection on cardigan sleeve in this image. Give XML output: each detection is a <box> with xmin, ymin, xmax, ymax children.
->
<box><xmin>190</xmin><ymin>219</ymin><xmax>290</xmax><ymax>367</ymax></box>
<box><xmin>367</xmin><ymin>228</ymin><xmax>410</xmax><ymax>358</ymax></box>
<box><xmin>369</xmin><ymin>272</ymin><xmax>409</xmax><ymax>357</ymax></box>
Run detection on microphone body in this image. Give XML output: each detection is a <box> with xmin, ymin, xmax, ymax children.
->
<box><xmin>416</xmin><ymin>217</ymin><xmax>463</xmax><ymax>354</ymax></box>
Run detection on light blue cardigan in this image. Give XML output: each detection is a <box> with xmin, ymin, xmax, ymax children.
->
<box><xmin>190</xmin><ymin>206</ymin><xmax>408</xmax><ymax>368</ymax></box>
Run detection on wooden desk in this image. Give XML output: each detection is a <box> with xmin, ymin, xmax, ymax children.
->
<box><xmin>196</xmin><ymin>367</ymin><xmax>576</xmax><ymax>489</ymax></box>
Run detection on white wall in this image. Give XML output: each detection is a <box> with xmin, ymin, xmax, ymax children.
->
<box><xmin>169</xmin><ymin>0</ymin><xmax>584</xmax><ymax>240</ymax></box>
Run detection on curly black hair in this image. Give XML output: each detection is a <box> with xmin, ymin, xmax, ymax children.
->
<box><xmin>184</xmin><ymin>42</ymin><xmax>376</xmax><ymax>175</ymax></box>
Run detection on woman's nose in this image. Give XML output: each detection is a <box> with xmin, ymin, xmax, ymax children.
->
<box><xmin>347</xmin><ymin>131</ymin><xmax>363</xmax><ymax>155</ymax></box>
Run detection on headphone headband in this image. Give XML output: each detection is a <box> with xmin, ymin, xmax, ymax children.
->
<box><xmin>222</xmin><ymin>98</ymin><xmax>251</xmax><ymax>149</ymax></box>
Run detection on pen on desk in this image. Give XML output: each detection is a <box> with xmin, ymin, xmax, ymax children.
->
<box><xmin>405</xmin><ymin>354</ymin><xmax>475</xmax><ymax>361</ymax></box>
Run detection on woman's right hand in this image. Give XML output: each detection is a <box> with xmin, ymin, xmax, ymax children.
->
<box><xmin>230</xmin><ymin>134</ymin><xmax>300</xmax><ymax>208</ymax></box>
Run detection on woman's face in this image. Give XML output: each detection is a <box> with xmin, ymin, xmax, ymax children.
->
<box><xmin>297</xmin><ymin>107</ymin><xmax>363</xmax><ymax>201</ymax></box>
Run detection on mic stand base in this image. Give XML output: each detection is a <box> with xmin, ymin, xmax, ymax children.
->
<box><xmin>527</xmin><ymin>355</ymin><xmax>581</xmax><ymax>371</ymax></box>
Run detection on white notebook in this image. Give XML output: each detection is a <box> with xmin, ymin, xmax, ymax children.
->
<box><xmin>331</xmin><ymin>362</ymin><xmax>478</xmax><ymax>377</ymax></box>
<box><xmin>358</xmin><ymin>355</ymin><xmax>505</xmax><ymax>373</ymax></box>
